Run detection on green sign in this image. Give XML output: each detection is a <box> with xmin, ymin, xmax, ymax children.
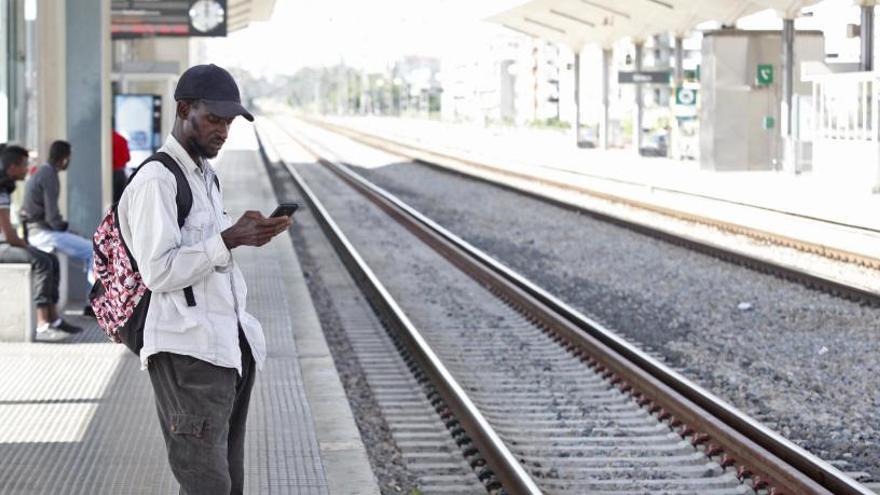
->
<box><xmin>675</xmin><ymin>88</ymin><xmax>697</xmax><ymax>106</ymax></box>
<box><xmin>763</xmin><ymin>115</ymin><xmax>775</xmax><ymax>129</ymax></box>
<box><xmin>757</xmin><ymin>64</ymin><xmax>774</xmax><ymax>86</ymax></box>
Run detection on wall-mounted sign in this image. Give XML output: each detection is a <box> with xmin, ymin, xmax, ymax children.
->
<box><xmin>112</xmin><ymin>0</ymin><xmax>227</xmax><ymax>39</ymax></box>
<box><xmin>675</xmin><ymin>88</ymin><xmax>697</xmax><ymax>106</ymax></box>
<box><xmin>756</xmin><ymin>64</ymin><xmax>774</xmax><ymax>86</ymax></box>
<box><xmin>618</xmin><ymin>70</ymin><xmax>671</xmax><ymax>84</ymax></box>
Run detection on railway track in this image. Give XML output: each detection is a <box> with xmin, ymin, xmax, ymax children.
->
<box><xmin>261</xmin><ymin>141</ymin><xmax>489</xmax><ymax>493</ymax></box>
<box><xmin>304</xmin><ymin>117</ymin><xmax>880</xmax><ymax>307</ymax></box>
<box><xmin>257</xmin><ymin>119</ymin><xmax>873</xmax><ymax>494</ymax></box>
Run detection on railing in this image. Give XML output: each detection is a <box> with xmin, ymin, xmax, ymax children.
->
<box><xmin>809</xmin><ymin>71</ymin><xmax>879</xmax><ymax>141</ymax></box>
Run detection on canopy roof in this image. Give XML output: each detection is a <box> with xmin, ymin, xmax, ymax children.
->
<box><xmin>487</xmin><ymin>0</ymin><xmax>820</xmax><ymax>49</ymax></box>
<box><xmin>228</xmin><ymin>0</ymin><xmax>277</xmax><ymax>33</ymax></box>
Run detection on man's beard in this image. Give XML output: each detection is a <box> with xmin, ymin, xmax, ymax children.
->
<box><xmin>188</xmin><ymin>136</ymin><xmax>218</xmax><ymax>159</ymax></box>
<box><xmin>188</xmin><ymin>117</ymin><xmax>220</xmax><ymax>159</ymax></box>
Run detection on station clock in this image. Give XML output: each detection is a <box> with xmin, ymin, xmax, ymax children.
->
<box><xmin>189</xmin><ymin>0</ymin><xmax>225</xmax><ymax>33</ymax></box>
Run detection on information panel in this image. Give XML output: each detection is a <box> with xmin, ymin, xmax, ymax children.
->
<box><xmin>112</xmin><ymin>0</ymin><xmax>227</xmax><ymax>39</ymax></box>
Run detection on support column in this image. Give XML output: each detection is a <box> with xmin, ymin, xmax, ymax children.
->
<box><xmin>66</xmin><ymin>0</ymin><xmax>110</xmax><ymax>299</ymax></box>
<box><xmin>862</xmin><ymin>3</ymin><xmax>875</xmax><ymax>72</ymax></box>
<box><xmin>573</xmin><ymin>50</ymin><xmax>581</xmax><ymax>146</ymax></box>
<box><xmin>674</xmin><ymin>36</ymin><xmax>684</xmax><ymax>86</ymax></box>
<box><xmin>672</xmin><ymin>35</ymin><xmax>684</xmax><ymax>160</ymax></box>
<box><xmin>634</xmin><ymin>41</ymin><xmax>644</xmax><ymax>154</ymax></box>
<box><xmin>781</xmin><ymin>17</ymin><xmax>796</xmax><ymax>172</ymax></box>
<box><xmin>36</xmin><ymin>0</ymin><xmax>67</xmax><ymax>210</ymax></box>
<box><xmin>600</xmin><ymin>47</ymin><xmax>611</xmax><ymax>150</ymax></box>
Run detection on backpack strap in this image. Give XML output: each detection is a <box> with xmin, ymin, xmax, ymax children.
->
<box><xmin>130</xmin><ymin>152</ymin><xmax>193</xmax><ymax>228</ymax></box>
<box><xmin>125</xmin><ymin>152</ymin><xmax>199</xmax><ymax>307</ymax></box>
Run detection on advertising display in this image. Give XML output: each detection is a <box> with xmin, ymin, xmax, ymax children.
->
<box><xmin>114</xmin><ymin>94</ymin><xmax>162</xmax><ymax>170</ymax></box>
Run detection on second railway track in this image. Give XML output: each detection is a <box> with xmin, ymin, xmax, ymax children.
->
<box><xmin>257</xmin><ymin>118</ymin><xmax>874</xmax><ymax>494</ymax></box>
<box><xmin>306</xmin><ymin>116</ymin><xmax>880</xmax><ymax>307</ymax></box>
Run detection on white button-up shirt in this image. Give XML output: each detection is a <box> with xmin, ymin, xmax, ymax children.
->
<box><xmin>118</xmin><ymin>135</ymin><xmax>266</xmax><ymax>374</ymax></box>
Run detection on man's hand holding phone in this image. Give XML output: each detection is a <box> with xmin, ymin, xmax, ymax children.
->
<box><xmin>221</xmin><ymin>210</ymin><xmax>292</xmax><ymax>250</ymax></box>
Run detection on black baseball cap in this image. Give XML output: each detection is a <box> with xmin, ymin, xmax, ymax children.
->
<box><xmin>174</xmin><ymin>64</ymin><xmax>254</xmax><ymax>122</ymax></box>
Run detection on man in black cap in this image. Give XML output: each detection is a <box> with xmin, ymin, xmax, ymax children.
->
<box><xmin>116</xmin><ymin>64</ymin><xmax>290</xmax><ymax>494</ymax></box>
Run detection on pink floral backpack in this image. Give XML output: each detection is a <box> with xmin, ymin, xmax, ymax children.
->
<box><xmin>89</xmin><ymin>152</ymin><xmax>216</xmax><ymax>354</ymax></box>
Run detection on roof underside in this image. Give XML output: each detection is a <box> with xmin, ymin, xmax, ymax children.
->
<box><xmin>488</xmin><ymin>0</ymin><xmax>820</xmax><ymax>49</ymax></box>
<box><xmin>227</xmin><ymin>0</ymin><xmax>277</xmax><ymax>33</ymax></box>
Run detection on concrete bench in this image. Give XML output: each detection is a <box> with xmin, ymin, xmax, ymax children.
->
<box><xmin>0</xmin><ymin>263</ymin><xmax>36</xmax><ymax>342</ymax></box>
<box><xmin>0</xmin><ymin>251</ymin><xmax>70</xmax><ymax>342</ymax></box>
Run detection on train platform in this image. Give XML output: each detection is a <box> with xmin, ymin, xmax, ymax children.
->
<box><xmin>0</xmin><ymin>125</ymin><xmax>379</xmax><ymax>495</ymax></box>
<box><xmin>318</xmin><ymin>115</ymin><xmax>880</xmax><ymax>264</ymax></box>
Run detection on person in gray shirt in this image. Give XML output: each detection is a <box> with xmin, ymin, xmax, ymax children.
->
<box><xmin>22</xmin><ymin>140</ymin><xmax>94</xmax><ymax>310</ymax></box>
<box><xmin>0</xmin><ymin>143</ymin><xmax>82</xmax><ymax>339</ymax></box>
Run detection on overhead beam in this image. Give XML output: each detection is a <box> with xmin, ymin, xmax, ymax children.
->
<box><xmin>645</xmin><ymin>0</ymin><xmax>675</xmax><ymax>11</ymax></box>
<box><xmin>549</xmin><ymin>9</ymin><xmax>596</xmax><ymax>27</ymax></box>
<box><xmin>579</xmin><ymin>0</ymin><xmax>631</xmax><ymax>19</ymax></box>
<box><xmin>502</xmin><ymin>23</ymin><xmax>539</xmax><ymax>38</ymax></box>
<box><xmin>524</xmin><ymin>16</ymin><xmax>567</xmax><ymax>34</ymax></box>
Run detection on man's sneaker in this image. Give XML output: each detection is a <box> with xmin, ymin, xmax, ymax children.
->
<box><xmin>36</xmin><ymin>326</ymin><xmax>71</xmax><ymax>342</ymax></box>
<box><xmin>52</xmin><ymin>319</ymin><xmax>83</xmax><ymax>334</ymax></box>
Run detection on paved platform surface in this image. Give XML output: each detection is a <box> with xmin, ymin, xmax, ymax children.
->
<box><xmin>0</xmin><ymin>125</ymin><xmax>378</xmax><ymax>494</ymax></box>
<box><xmin>321</xmin><ymin>115</ymin><xmax>880</xmax><ymax>262</ymax></box>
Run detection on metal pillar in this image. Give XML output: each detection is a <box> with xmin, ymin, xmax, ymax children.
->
<box><xmin>66</xmin><ymin>0</ymin><xmax>110</xmax><ymax>299</ymax></box>
<box><xmin>634</xmin><ymin>41</ymin><xmax>644</xmax><ymax>154</ymax></box>
<box><xmin>600</xmin><ymin>48</ymin><xmax>611</xmax><ymax>149</ymax></box>
<box><xmin>781</xmin><ymin>18</ymin><xmax>796</xmax><ymax>172</ymax></box>
<box><xmin>862</xmin><ymin>4</ymin><xmax>875</xmax><ymax>72</ymax></box>
<box><xmin>574</xmin><ymin>50</ymin><xmax>581</xmax><ymax>146</ymax></box>
<box><xmin>674</xmin><ymin>36</ymin><xmax>684</xmax><ymax>86</ymax></box>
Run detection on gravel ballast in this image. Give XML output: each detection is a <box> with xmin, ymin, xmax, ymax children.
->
<box><xmin>351</xmin><ymin>159</ymin><xmax>880</xmax><ymax>481</ymax></box>
<box><xmin>273</xmin><ymin>121</ymin><xmax>880</xmax><ymax>483</ymax></box>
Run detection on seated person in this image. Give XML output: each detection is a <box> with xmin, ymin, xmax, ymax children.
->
<box><xmin>0</xmin><ymin>144</ymin><xmax>82</xmax><ymax>340</ymax></box>
<box><xmin>21</xmin><ymin>140</ymin><xmax>95</xmax><ymax>313</ymax></box>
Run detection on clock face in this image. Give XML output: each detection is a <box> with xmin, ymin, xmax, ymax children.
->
<box><xmin>189</xmin><ymin>0</ymin><xmax>225</xmax><ymax>33</ymax></box>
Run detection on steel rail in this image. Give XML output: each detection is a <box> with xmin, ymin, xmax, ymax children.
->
<box><xmin>256</xmin><ymin>129</ymin><xmax>542</xmax><ymax>495</ymax></box>
<box><xmin>307</xmin><ymin>117</ymin><xmax>880</xmax><ymax>306</ymax></box>
<box><xmin>275</xmin><ymin>120</ymin><xmax>874</xmax><ymax>495</ymax></box>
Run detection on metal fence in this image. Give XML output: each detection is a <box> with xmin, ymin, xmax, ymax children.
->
<box><xmin>810</xmin><ymin>71</ymin><xmax>879</xmax><ymax>141</ymax></box>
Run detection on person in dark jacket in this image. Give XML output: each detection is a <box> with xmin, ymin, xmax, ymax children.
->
<box><xmin>21</xmin><ymin>140</ymin><xmax>94</xmax><ymax>301</ymax></box>
<box><xmin>0</xmin><ymin>143</ymin><xmax>82</xmax><ymax>340</ymax></box>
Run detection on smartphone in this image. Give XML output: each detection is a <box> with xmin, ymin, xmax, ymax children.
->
<box><xmin>270</xmin><ymin>203</ymin><xmax>300</xmax><ymax>218</ymax></box>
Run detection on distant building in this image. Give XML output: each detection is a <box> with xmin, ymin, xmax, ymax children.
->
<box><xmin>440</xmin><ymin>31</ymin><xmax>576</xmax><ymax>127</ymax></box>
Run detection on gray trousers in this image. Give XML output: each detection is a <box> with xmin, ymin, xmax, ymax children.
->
<box><xmin>148</xmin><ymin>330</ymin><xmax>256</xmax><ymax>495</ymax></box>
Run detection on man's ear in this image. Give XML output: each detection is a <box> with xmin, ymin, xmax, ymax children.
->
<box><xmin>176</xmin><ymin>100</ymin><xmax>191</xmax><ymax>119</ymax></box>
